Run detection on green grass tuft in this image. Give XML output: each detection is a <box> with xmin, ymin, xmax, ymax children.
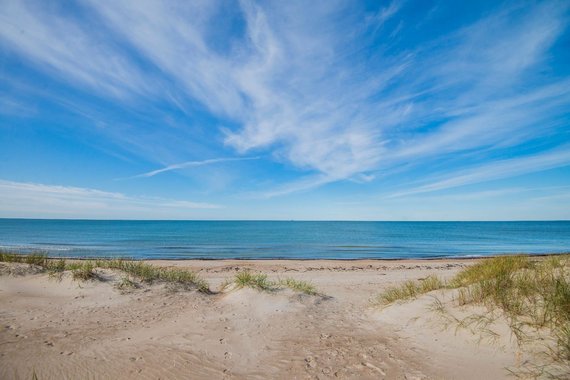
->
<box><xmin>46</xmin><ymin>258</ymin><xmax>66</xmax><ymax>273</ymax></box>
<box><xmin>0</xmin><ymin>252</ymin><xmax>209</xmax><ymax>292</ymax></box>
<box><xmin>234</xmin><ymin>271</ymin><xmax>274</xmax><ymax>290</ymax></box>
<box><xmin>279</xmin><ymin>278</ymin><xmax>318</xmax><ymax>295</ymax></box>
<box><xmin>0</xmin><ymin>252</ymin><xmax>48</xmax><ymax>266</ymax></box>
<box><xmin>378</xmin><ymin>275</ymin><xmax>444</xmax><ymax>304</ymax></box>
<box><xmin>232</xmin><ymin>271</ymin><xmax>320</xmax><ymax>295</ymax></box>
<box><xmin>450</xmin><ymin>254</ymin><xmax>532</xmax><ymax>288</ymax></box>
<box><xmin>71</xmin><ymin>261</ymin><xmax>97</xmax><ymax>281</ymax></box>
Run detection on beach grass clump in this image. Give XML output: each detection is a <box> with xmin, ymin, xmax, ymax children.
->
<box><xmin>449</xmin><ymin>255</ymin><xmax>570</xmax><ymax>375</ymax></box>
<box><xmin>450</xmin><ymin>254</ymin><xmax>532</xmax><ymax>288</ymax></box>
<box><xmin>234</xmin><ymin>271</ymin><xmax>275</xmax><ymax>291</ymax></box>
<box><xmin>231</xmin><ymin>270</ymin><xmax>320</xmax><ymax>295</ymax></box>
<box><xmin>159</xmin><ymin>268</ymin><xmax>210</xmax><ymax>292</ymax></box>
<box><xmin>0</xmin><ymin>251</ymin><xmax>48</xmax><ymax>266</ymax></box>
<box><xmin>0</xmin><ymin>252</ymin><xmax>209</xmax><ymax>292</ymax></box>
<box><xmin>279</xmin><ymin>278</ymin><xmax>318</xmax><ymax>295</ymax></box>
<box><xmin>378</xmin><ymin>275</ymin><xmax>444</xmax><ymax>304</ymax></box>
<box><xmin>378</xmin><ymin>255</ymin><xmax>570</xmax><ymax>330</ymax></box>
<box><xmin>449</xmin><ymin>255</ymin><xmax>570</xmax><ymax>325</ymax></box>
<box><xmin>116</xmin><ymin>276</ymin><xmax>138</xmax><ymax>291</ymax></box>
<box><xmin>46</xmin><ymin>258</ymin><xmax>67</xmax><ymax>273</ymax></box>
<box><xmin>25</xmin><ymin>253</ymin><xmax>49</xmax><ymax>266</ymax></box>
<box><xmin>377</xmin><ymin>254</ymin><xmax>570</xmax><ymax>374</ymax></box>
<box><xmin>115</xmin><ymin>261</ymin><xmax>159</xmax><ymax>282</ymax></box>
<box><xmin>0</xmin><ymin>252</ymin><xmax>19</xmax><ymax>263</ymax></box>
<box><xmin>94</xmin><ymin>259</ymin><xmax>210</xmax><ymax>292</ymax></box>
<box><xmin>71</xmin><ymin>261</ymin><xmax>97</xmax><ymax>281</ymax></box>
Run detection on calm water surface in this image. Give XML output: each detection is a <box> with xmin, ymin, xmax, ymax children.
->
<box><xmin>0</xmin><ymin>219</ymin><xmax>569</xmax><ymax>259</ymax></box>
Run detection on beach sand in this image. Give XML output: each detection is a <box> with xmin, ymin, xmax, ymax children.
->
<box><xmin>0</xmin><ymin>259</ymin><xmax>538</xmax><ymax>379</ymax></box>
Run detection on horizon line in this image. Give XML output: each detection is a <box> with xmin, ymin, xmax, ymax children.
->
<box><xmin>1</xmin><ymin>217</ymin><xmax>569</xmax><ymax>223</ymax></box>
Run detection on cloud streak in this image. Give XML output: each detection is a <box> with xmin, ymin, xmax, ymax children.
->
<box><xmin>129</xmin><ymin>156</ymin><xmax>260</xmax><ymax>179</ymax></box>
<box><xmin>0</xmin><ymin>180</ymin><xmax>221</xmax><ymax>219</ymax></box>
<box><xmin>0</xmin><ymin>1</ymin><xmax>153</xmax><ymax>100</ymax></box>
<box><xmin>389</xmin><ymin>146</ymin><xmax>570</xmax><ymax>198</ymax></box>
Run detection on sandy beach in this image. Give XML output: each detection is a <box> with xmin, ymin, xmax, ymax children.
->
<box><xmin>1</xmin><ymin>258</ymin><xmax>553</xmax><ymax>379</ymax></box>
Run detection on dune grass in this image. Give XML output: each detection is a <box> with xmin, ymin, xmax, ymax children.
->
<box><xmin>115</xmin><ymin>276</ymin><xmax>138</xmax><ymax>291</ymax></box>
<box><xmin>0</xmin><ymin>252</ymin><xmax>209</xmax><ymax>292</ymax></box>
<box><xmin>0</xmin><ymin>252</ymin><xmax>319</xmax><ymax>295</ymax></box>
<box><xmin>48</xmin><ymin>258</ymin><xmax>67</xmax><ymax>273</ymax></box>
<box><xmin>447</xmin><ymin>256</ymin><xmax>569</xmax><ymax>329</ymax></box>
<box><xmin>234</xmin><ymin>271</ymin><xmax>275</xmax><ymax>290</ymax></box>
<box><xmin>379</xmin><ymin>275</ymin><xmax>444</xmax><ymax>304</ymax></box>
<box><xmin>377</xmin><ymin>254</ymin><xmax>570</xmax><ymax>376</ymax></box>
<box><xmin>279</xmin><ymin>278</ymin><xmax>318</xmax><ymax>295</ymax></box>
<box><xmin>231</xmin><ymin>270</ymin><xmax>319</xmax><ymax>295</ymax></box>
<box><xmin>0</xmin><ymin>252</ymin><xmax>49</xmax><ymax>266</ymax></box>
<box><xmin>70</xmin><ymin>261</ymin><xmax>97</xmax><ymax>281</ymax></box>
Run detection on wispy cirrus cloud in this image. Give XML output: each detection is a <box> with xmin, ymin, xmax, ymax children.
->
<box><xmin>0</xmin><ymin>1</ymin><xmax>153</xmax><ymax>100</ymax></box>
<box><xmin>127</xmin><ymin>156</ymin><xmax>260</xmax><ymax>179</ymax></box>
<box><xmin>389</xmin><ymin>146</ymin><xmax>570</xmax><ymax>198</ymax></box>
<box><xmin>0</xmin><ymin>180</ymin><xmax>221</xmax><ymax>219</ymax></box>
<box><xmin>392</xmin><ymin>80</ymin><xmax>570</xmax><ymax>160</ymax></box>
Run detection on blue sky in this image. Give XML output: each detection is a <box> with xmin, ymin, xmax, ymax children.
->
<box><xmin>0</xmin><ymin>0</ymin><xmax>569</xmax><ymax>220</ymax></box>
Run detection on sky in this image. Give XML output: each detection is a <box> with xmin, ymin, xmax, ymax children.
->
<box><xmin>0</xmin><ymin>0</ymin><xmax>569</xmax><ymax>220</ymax></box>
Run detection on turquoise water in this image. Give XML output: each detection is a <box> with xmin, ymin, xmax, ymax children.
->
<box><xmin>0</xmin><ymin>219</ymin><xmax>568</xmax><ymax>260</ymax></box>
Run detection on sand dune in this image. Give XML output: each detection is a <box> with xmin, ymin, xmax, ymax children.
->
<box><xmin>0</xmin><ymin>259</ymin><xmax>544</xmax><ymax>379</ymax></box>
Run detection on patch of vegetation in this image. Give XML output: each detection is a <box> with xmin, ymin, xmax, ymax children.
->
<box><xmin>448</xmin><ymin>256</ymin><xmax>569</xmax><ymax>328</ymax></box>
<box><xmin>450</xmin><ymin>255</ymin><xmax>570</xmax><ymax>377</ymax></box>
<box><xmin>47</xmin><ymin>258</ymin><xmax>67</xmax><ymax>273</ymax></box>
<box><xmin>378</xmin><ymin>275</ymin><xmax>444</xmax><ymax>304</ymax></box>
<box><xmin>116</xmin><ymin>276</ymin><xmax>139</xmax><ymax>291</ymax></box>
<box><xmin>377</xmin><ymin>254</ymin><xmax>570</xmax><ymax>377</ymax></box>
<box><xmin>0</xmin><ymin>252</ymin><xmax>48</xmax><ymax>266</ymax></box>
<box><xmin>0</xmin><ymin>252</ymin><xmax>209</xmax><ymax>292</ymax></box>
<box><xmin>234</xmin><ymin>271</ymin><xmax>275</xmax><ymax>290</ymax></box>
<box><xmin>96</xmin><ymin>259</ymin><xmax>210</xmax><ymax>292</ymax></box>
<box><xmin>232</xmin><ymin>270</ymin><xmax>320</xmax><ymax>295</ymax></box>
<box><xmin>278</xmin><ymin>278</ymin><xmax>318</xmax><ymax>295</ymax></box>
<box><xmin>70</xmin><ymin>261</ymin><xmax>97</xmax><ymax>281</ymax></box>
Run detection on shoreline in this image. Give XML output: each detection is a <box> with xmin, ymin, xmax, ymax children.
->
<box><xmin>29</xmin><ymin>251</ymin><xmax>569</xmax><ymax>262</ymax></box>
<box><xmin>136</xmin><ymin>251</ymin><xmax>569</xmax><ymax>260</ymax></box>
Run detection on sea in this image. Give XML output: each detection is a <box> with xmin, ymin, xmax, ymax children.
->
<box><xmin>0</xmin><ymin>219</ymin><xmax>568</xmax><ymax>260</ymax></box>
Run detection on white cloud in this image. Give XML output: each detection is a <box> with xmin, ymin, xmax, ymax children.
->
<box><xmin>0</xmin><ymin>180</ymin><xmax>221</xmax><ymax>219</ymax></box>
<box><xmin>389</xmin><ymin>146</ymin><xmax>570</xmax><ymax>198</ymax></box>
<box><xmin>0</xmin><ymin>1</ymin><xmax>152</xmax><ymax>99</ymax></box>
<box><xmin>82</xmin><ymin>0</ymin><xmax>398</xmax><ymax>180</ymax></box>
<box><xmin>81</xmin><ymin>0</ymin><xmax>245</xmax><ymax>117</ymax></box>
<box><xmin>392</xmin><ymin>81</ymin><xmax>570</xmax><ymax>159</ymax></box>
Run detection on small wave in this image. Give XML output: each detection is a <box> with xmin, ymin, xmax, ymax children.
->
<box><xmin>33</xmin><ymin>242</ymin><xmax>81</xmax><ymax>246</ymax></box>
<box><xmin>0</xmin><ymin>244</ymin><xmax>72</xmax><ymax>252</ymax></box>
